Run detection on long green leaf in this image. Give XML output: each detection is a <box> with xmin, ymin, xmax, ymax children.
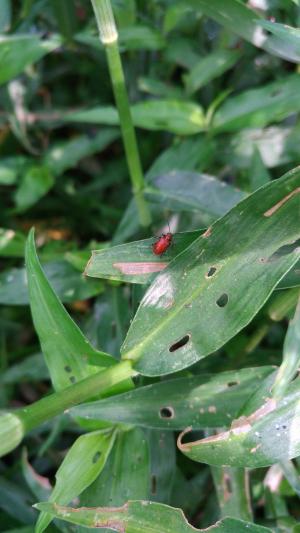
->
<box><xmin>25</xmin><ymin>229</ymin><xmax>114</xmax><ymax>391</ymax></box>
<box><xmin>66</xmin><ymin>100</ymin><xmax>205</xmax><ymax>135</ymax></box>
<box><xmin>35</xmin><ymin>429</ymin><xmax>116</xmax><ymax>533</ymax></box>
<box><xmin>34</xmin><ymin>500</ymin><xmax>272</xmax><ymax>532</ymax></box>
<box><xmin>71</xmin><ymin>367</ymin><xmax>274</xmax><ymax>429</ymax></box>
<box><xmin>121</xmin><ymin>166</ymin><xmax>300</xmax><ymax>376</ymax></box>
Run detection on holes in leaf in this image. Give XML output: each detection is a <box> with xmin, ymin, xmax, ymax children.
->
<box><xmin>291</xmin><ymin>370</ymin><xmax>300</xmax><ymax>382</ymax></box>
<box><xmin>151</xmin><ymin>475</ymin><xmax>157</xmax><ymax>495</ymax></box>
<box><xmin>227</xmin><ymin>381</ymin><xmax>238</xmax><ymax>388</ymax></box>
<box><xmin>206</xmin><ymin>266</ymin><xmax>217</xmax><ymax>278</ymax></box>
<box><xmin>64</xmin><ymin>365</ymin><xmax>72</xmax><ymax>373</ymax></box>
<box><xmin>169</xmin><ymin>334</ymin><xmax>190</xmax><ymax>352</ymax></box>
<box><xmin>69</xmin><ymin>376</ymin><xmax>76</xmax><ymax>384</ymax></box>
<box><xmin>224</xmin><ymin>475</ymin><xmax>232</xmax><ymax>495</ymax></box>
<box><xmin>216</xmin><ymin>293</ymin><xmax>228</xmax><ymax>307</ymax></box>
<box><xmin>92</xmin><ymin>451</ymin><xmax>102</xmax><ymax>463</ymax></box>
<box><xmin>159</xmin><ymin>406</ymin><xmax>175</xmax><ymax>419</ymax></box>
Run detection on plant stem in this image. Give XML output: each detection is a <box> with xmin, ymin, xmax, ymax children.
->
<box><xmin>90</xmin><ymin>0</ymin><xmax>151</xmax><ymax>227</ymax></box>
<box><xmin>17</xmin><ymin>361</ymin><xmax>136</xmax><ymax>432</ymax></box>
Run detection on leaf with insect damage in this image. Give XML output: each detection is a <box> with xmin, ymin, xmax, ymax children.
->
<box><xmin>178</xmin><ymin>376</ymin><xmax>300</xmax><ymax>468</ymax></box>
<box><xmin>70</xmin><ymin>366</ymin><xmax>274</xmax><ymax>430</ymax></box>
<box><xmin>35</xmin><ymin>429</ymin><xmax>116</xmax><ymax>533</ymax></box>
<box><xmin>120</xmin><ymin>166</ymin><xmax>300</xmax><ymax>376</ymax></box>
<box><xmin>34</xmin><ymin>500</ymin><xmax>272</xmax><ymax>532</ymax></box>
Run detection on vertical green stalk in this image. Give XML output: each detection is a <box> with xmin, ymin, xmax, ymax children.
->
<box><xmin>90</xmin><ymin>0</ymin><xmax>151</xmax><ymax>227</ymax></box>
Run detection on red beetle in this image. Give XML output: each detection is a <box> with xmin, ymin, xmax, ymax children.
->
<box><xmin>152</xmin><ymin>232</ymin><xmax>173</xmax><ymax>256</ymax></box>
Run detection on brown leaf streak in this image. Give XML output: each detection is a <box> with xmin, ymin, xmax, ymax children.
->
<box><xmin>113</xmin><ymin>262</ymin><xmax>167</xmax><ymax>275</ymax></box>
<box><xmin>94</xmin><ymin>519</ymin><xmax>125</xmax><ymax>531</ymax></box>
<box><xmin>202</xmin><ymin>226</ymin><xmax>212</xmax><ymax>238</ymax></box>
<box><xmin>264</xmin><ymin>187</ymin><xmax>300</xmax><ymax>217</ymax></box>
<box><xmin>177</xmin><ymin>398</ymin><xmax>277</xmax><ymax>451</ymax></box>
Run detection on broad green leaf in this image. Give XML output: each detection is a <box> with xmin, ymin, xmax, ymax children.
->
<box><xmin>35</xmin><ymin>429</ymin><xmax>116</xmax><ymax>533</ymax></box>
<box><xmin>212</xmin><ymin>74</ymin><xmax>300</xmax><ymax>133</ymax></box>
<box><xmin>25</xmin><ymin>229</ymin><xmax>114</xmax><ymax>391</ymax></box>
<box><xmin>259</xmin><ymin>20</ymin><xmax>300</xmax><ymax>51</ymax></box>
<box><xmin>121</xmin><ymin>166</ymin><xmax>300</xmax><ymax>376</ymax></box>
<box><xmin>272</xmin><ymin>297</ymin><xmax>300</xmax><ymax>399</ymax></box>
<box><xmin>44</xmin><ymin>129</ymin><xmax>119</xmax><ymax>176</ymax></box>
<box><xmin>0</xmin><ymin>34</ymin><xmax>61</xmax><ymax>85</ymax></box>
<box><xmin>0</xmin><ymin>228</ymin><xmax>26</xmax><ymax>257</ymax></box>
<box><xmin>34</xmin><ymin>500</ymin><xmax>272</xmax><ymax>532</ymax></box>
<box><xmin>66</xmin><ymin>100</ymin><xmax>205</xmax><ymax>135</ymax></box>
<box><xmin>188</xmin><ymin>0</ymin><xmax>300</xmax><ymax>62</ymax></box>
<box><xmin>70</xmin><ymin>367</ymin><xmax>274</xmax><ymax>429</ymax></box>
<box><xmin>14</xmin><ymin>166</ymin><xmax>54</xmax><ymax>211</ymax></box>
<box><xmin>0</xmin><ymin>260</ymin><xmax>103</xmax><ymax>305</ymax></box>
<box><xmin>184</xmin><ymin>50</ymin><xmax>240</xmax><ymax>94</ymax></box>
<box><xmin>178</xmin><ymin>376</ymin><xmax>300</xmax><ymax>468</ymax></box>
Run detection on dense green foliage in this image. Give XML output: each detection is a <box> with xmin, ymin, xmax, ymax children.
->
<box><xmin>2</xmin><ymin>1</ymin><xmax>300</xmax><ymax>532</ymax></box>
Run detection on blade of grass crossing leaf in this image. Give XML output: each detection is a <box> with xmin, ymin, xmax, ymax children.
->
<box><xmin>35</xmin><ymin>429</ymin><xmax>116</xmax><ymax>533</ymax></box>
<box><xmin>25</xmin><ymin>229</ymin><xmax>114</xmax><ymax>391</ymax></box>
